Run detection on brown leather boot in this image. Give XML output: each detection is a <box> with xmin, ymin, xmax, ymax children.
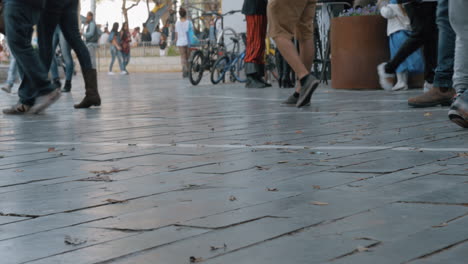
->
<box><xmin>408</xmin><ymin>87</ymin><xmax>456</xmax><ymax>108</ymax></box>
<box><xmin>74</xmin><ymin>69</ymin><xmax>101</xmax><ymax>109</ymax></box>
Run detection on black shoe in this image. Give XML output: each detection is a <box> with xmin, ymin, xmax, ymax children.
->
<box><xmin>297</xmin><ymin>74</ymin><xmax>319</xmax><ymax>108</ymax></box>
<box><xmin>278</xmin><ymin>78</ymin><xmax>283</xmax><ymax>88</ymax></box>
<box><xmin>245</xmin><ymin>75</ymin><xmax>267</xmax><ymax>88</ymax></box>
<box><xmin>448</xmin><ymin>92</ymin><xmax>468</xmax><ymax>128</ymax></box>
<box><xmin>62</xmin><ymin>80</ymin><xmax>72</xmax><ymax>93</ymax></box>
<box><xmin>53</xmin><ymin>78</ymin><xmax>62</xmax><ymax>89</ymax></box>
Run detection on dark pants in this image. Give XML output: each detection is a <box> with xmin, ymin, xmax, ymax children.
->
<box><xmin>433</xmin><ymin>0</ymin><xmax>456</xmax><ymax>88</ymax></box>
<box><xmin>4</xmin><ymin>2</ymin><xmax>55</xmax><ymax>106</ymax></box>
<box><xmin>385</xmin><ymin>2</ymin><xmax>438</xmax><ymax>84</ymax></box>
<box><xmin>37</xmin><ymin>0</ymin><xmax>93</xmax><ymax>79</ymax></box>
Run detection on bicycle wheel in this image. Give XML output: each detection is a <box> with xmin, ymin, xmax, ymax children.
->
<box><xmin>231</xmin><ymin>52</ymin><xmax>247</xmax><ymax>83</ymax></box>
<box><xmin>217</xmin><ymin>27</ymin><xmax>238</xmax><ymax>55</ymax></box>
<box><xmin>189</xmin><ymin>50</ymin><xmax>204</xmax><ymax>86</ymax></box>
<box><xmin>211</xmin><ymin>55</ymin><xmax>230</xmax><ymax>85</ymax></box>
<box><xmin>265</xmin><ymin>54</ymin><xmax>279</xmax><ymax>83</ymax></box>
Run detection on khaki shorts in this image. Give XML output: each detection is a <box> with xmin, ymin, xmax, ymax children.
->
<box><xmin>267</xmin><ymin>0</ymin><xmax>317</xmax><ymax>41</ymax></box>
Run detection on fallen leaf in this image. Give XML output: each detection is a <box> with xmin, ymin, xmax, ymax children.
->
<box><xmin>312</xmin><ymin>185</ymin><xmax>321</xmax><ymax>190</ymax></box>
<box><xmin>277</xmin><ymin>161</ymin><xmax>289</xmax><ymax>164</ymax></box>
<box><xmin>229</xmin><ymin>195</ymin><xmax>237</xmax><ymax>201</ymax></box>
<box><xmin>78</xmin><ymin>175</ymin><xmax>113</xmax><ymax>182</ymax></box>
<box><xmin>357</xmin><ymin>246</ymin><xmax>370</xmax><ymax>252</ymax></box>
<box><xmin>90</xmin><ymin>168</ymin><xmax>129</xmax><ymax>176</ymax></box>
<box><xmin>267</xmin><ymin>188</ymin><xmax>278</xmax><ymax>192</ymax></box>
<box><xmin>64</xmin><ymin>235</ymin><xmax>87</xmax><ymax>246</ymax></box>
<box><xmin>14</xmin><ymin>169</ymin><xmax>24</xmax><ymax>173</ymax></box>
<box><xmin>104</xmin><ymin>199</ymin><xmax>127</xmax><ymax>204</ymax></box>
<box><xmin>48</xmin><ymin>147</ymin><xmax>56</xmax><ymax>152</ymax></box>
<box><xmin>189</xmin><ymin>256</ymin><xmax>203</xmax><ymax>263</ymax></box>
<box><xmin>210</xmin><ymin>244</ymin><xmax>227</xmax><ymax>251</ymax></box>
<box><xmin>310</xmin><ymin>201</ymin><xmax>329</xmax><ymax>206</ymax></box>
<box><xmin>458</xmin><ymin>153</ymin><xmax>468</xmax><ymax>158</ymax></box>
<box><xmin>295</xmin><ymin>130</ymin><xmax>303</xmax><ymax>134</ymax></box>
<box><xmin>424</xmin><ymin>112</ymin><xmax>433</xmax><ymax>117</ymax></box>
<box><xmin>432</xmin><ymin>222</ymin><xmax>448</xmax><ymax>228</ymax></box>
<box><xmin>255</xmin><ymin>166</ymin><xmax>270</xmax><ymax>171</ymax></box>
<box><xmin>128</xmin><ymin>143</ymin><xmax>137</xmax><ymax>146</ymax></box>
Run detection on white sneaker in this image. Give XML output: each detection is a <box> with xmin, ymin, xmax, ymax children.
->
<box><xmin>108</xmin><ymin>72</ymin><xmax>115</xmax><ymax>75</ymax></box>
<box><xmin>120</xmin><ymin>71</ymin><xmax>129</xmax><ymax>75</ymax></box>
<box><xmin>423</xmin><ymin>81</ymin><xmax>433</xmax><ymax>93</ymax></box>
<box><xmin>377</xmin><ymin>63</ymin><xmax>395</xmax><ymax>91</ymax></box>
<box><xmin>392</xmin><ymin>82</ymin><xmax>408</xmax><ymax>91</ymax></box>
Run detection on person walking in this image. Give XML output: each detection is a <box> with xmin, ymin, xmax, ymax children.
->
<box><xmin>99</xmin><ymin>27</ymin><xmax>110</xmax><ymax>46</ymax></box>
<box><xmin>50</xmin><ymin>26</ymin><xmax>75</xmax><ymax>93</ymax></box>
<box><xmin>268</xmin><ymin>0</ymin><xmax>319</xmax><ymax>107</ymax></box>
<box><xmin>3</xmin><ymin>0</ymin><xmax>61</xmax><ymax>115</ymax></box>
<box><xmin>1</xmin><ymin>53</ymin><xmax>20</xmax><ymax>94</ymax></box>
<box><xmin>379</xmin><ymin>0</ymin><xmax>424</xmax><ymax>91</ymax></box>
<box><xmin>447</xmin><ymin>0</ymin><xmax>468</xmax><ymax>128</ymax></box>
<box><xmin>377</xmin><ymin>0</ymin><xmax>439</xmax><ymax>97</ymax></box>
<box><xmin>83</xmin><ymin>12</ymin><xmax>99</xmax><ymax>70</ymax></box>
<box><xmin>108</xmin><ymin>22</ymin><xmax>125</xmax><ymax>75</ymax></box>
<box><xmin>174</xmin><ymin>8</ymin><xmax>190</xmax><ymax>78</ymax></box>
<box><xmin>243</xmin><ymin>0</ymin><xmax>271</xmax><ymax>88</ymax></box>
<box><xmin>120</xmin><ymin>22</ymin><xmax>131</xmax><ymax>74</ymax></box>
<box><xmin>37</xmin><ymin>0</ymin><xmax>101</xmax><ymax>109</ymax></box>
<box><xmin>407</xmin><ymin>0</ymin><xmax>456</xmax><ymax>107</ymax></box>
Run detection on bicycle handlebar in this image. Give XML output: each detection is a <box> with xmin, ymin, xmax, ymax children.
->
<box><xmin>202</xmin><ymin>10</ymin><xmax>242</xmax><ymax>17</ymax></box>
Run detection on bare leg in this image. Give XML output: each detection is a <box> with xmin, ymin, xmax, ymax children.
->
<box><xmin>275</xmin><ymin>37</ymin><xmax>315</xmax><ymax>93</ymax></box>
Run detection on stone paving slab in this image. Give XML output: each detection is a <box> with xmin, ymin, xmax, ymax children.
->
<box><xmin>0</xmin><ymin>73</ymin><xmax>467</xmax><ymax>263</ymax></box>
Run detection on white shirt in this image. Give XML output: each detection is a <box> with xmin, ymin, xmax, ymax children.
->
<box><xmin>151</xmin><ymin>31</ymin><xmax>161</xmax><ymax>45</ymax></box>
<box><xmin>380</xmin><ymin>4</ymin><xmax>411</xmax><ymax>36</ymax></box>
<box><xmin>175</xmin><ymin>20</ymin><xmax>190</xmax><ymax>47</ymax></box>
<box><xmin>99</xmin><ymin>33</ymin><xmax>110</xmax><ymax>45</ymax></box>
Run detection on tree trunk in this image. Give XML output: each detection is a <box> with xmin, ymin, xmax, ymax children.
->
<box><xmin>90</xmin><ymin>0</ymin><xmax>97</xmax><ymax>17</ymax></box>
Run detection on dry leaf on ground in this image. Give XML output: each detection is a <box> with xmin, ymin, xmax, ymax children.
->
<box><xmin>255</xmin><ymin>166</ymin><xmax>270</xmax><ymax>171</ymax></box>
<box><xmin>64</xmin><ymin>235</ymin><xmax>87</xmax><ymax>246</ymax></box>
<box><xmin>458</xmin><ymin>153</ymin><xmax>468</xmax><ymax>158</ymax></box>
<box><xmin>432</xmin><ymin>222</ymin><xmax>448</xmax><ymax>228</ymax></box>
<box><xmin>424</xmin><ymin>112</ymin><xmax>433</xmax><ymax>117</ymax></box>
<box><xmin>310</xmin><ymin>201</ymin><xmax>329</xmax><ymax>206</ymax></box>
<box><xmin>48</xmin><ymin>147</ymin><xmax>56</xmax><ymax>152</ymax></box>
<box><xmin>267</xmin><ymin>188</ymin><xmax>278</xmax><ymax>192</ymax></box>
<box><xmin>90</xmin><ymin>168</ymin><xmax>129</xmax><ymax>176</ymax></box>
<box><xmin>78</xmin><ymin>175</ymin><xmax>113</xmax><ymax>182</ymax></box>
<box><xmin>296</xmin><ymin>130</ymin><xmax>303</xmax><ymax>134</ymax></box>
<box><xmin>105</xmin><ymin>199</ymin><xmax>127</xmax><ymax>204</ymax></box>
<box><xmin>312</xmin><ymin>185</ymin><xmax>321</xmax><ymax>190</ymax></box>
<box><xmin>229</xmin><ymin>195</ymin><xmax>237</xmax><ymax>201</ymax></box>
<box><xmin>277</xmin><ymin>161</ymin><xmax>289</xmax><ymax>164</ymax></box>
<box><xmin>357</xmin><ymin>246</ymin><xmax>370</xmax><ymax>252</ymax></box>
<box><xmin>189</xmin><ymin>256</ymin><xmax>203</xmax><ymax>263</ymax></box>
<box><xmin>210</xmin><ymin>244</ymin><xmax>227</xmax><ymax>251</ymax></box>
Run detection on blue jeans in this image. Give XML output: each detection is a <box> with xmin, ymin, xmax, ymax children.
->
<box><xmin>433</xmin><ymin>0</ymin><xmax>456</xmax><ymax>89</ymax></box>
<box><xmin>4</xmin><ymin>1</ymin><xmax>55</xmax><ymax>106</ymax></box>
<box><xmin>37</xmin><ymin>0</ymin><xmax>93</xmax><ymax>78</ymax></box>
<box><xmin>51</xmin><ymin>27</ymin><xmax>75</xmax><ymax>81</ymax></box>
<box><xmin>450</xmin><ymin>0</ymin><xmax>468</xmax><ymax>94</ymax></box>
<box><xmin>109</xmin><ymin>46</ymin><xmax>124</xmax><ymax>72</ymax></box>
<box><xmin>122</xmin><ymin>52</ymin><xmax>130</xmax><ymax>70</ymax></box>
<box><xmin>6</xmin><ymin>56</ymin><xmax>19</xmax><ymax>86</ymax></box>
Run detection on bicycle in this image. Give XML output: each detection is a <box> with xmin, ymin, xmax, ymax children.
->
<box><xmin>210</xmin><ymin>33</ymin><xmax>247</xmax><ymax>85</ymax></box>
<box><xmin>188</xmin><ymin>10</ymin><xmax>241</xmax><ymax>86</ymax></box>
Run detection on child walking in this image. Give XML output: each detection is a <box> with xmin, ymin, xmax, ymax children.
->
<box><xmin>379</xmin><ymin>0</ymin><xmax>424</xmax><ymax>91</ymax></box>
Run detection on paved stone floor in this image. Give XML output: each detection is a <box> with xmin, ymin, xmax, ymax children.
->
<box><xmin>0</xmin><ymin>73</ymin><xmax>467</xmax><ymax>264</ymax></box>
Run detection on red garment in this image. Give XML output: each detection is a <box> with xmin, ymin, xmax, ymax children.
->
<box><xmin>244</xmin><ymin>14</ymin><xmax>267</xmax><ymax>64</ymax></box>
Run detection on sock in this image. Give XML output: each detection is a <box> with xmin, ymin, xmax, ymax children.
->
<box><xmin>300</xmin><ymin>74</ymin><xmax>310</xmax><ymax>87</ymax></box>
<box><xmin>293</xmin><ymin>92</ymin><xmax>300</xmax><ymax>98</ymax></box>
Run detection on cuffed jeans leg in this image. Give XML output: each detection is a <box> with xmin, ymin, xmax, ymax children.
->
<box><xmin>449</xmin><ymin>0</ymin><xmax>468</xmax><ymax>94</ymax></box>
